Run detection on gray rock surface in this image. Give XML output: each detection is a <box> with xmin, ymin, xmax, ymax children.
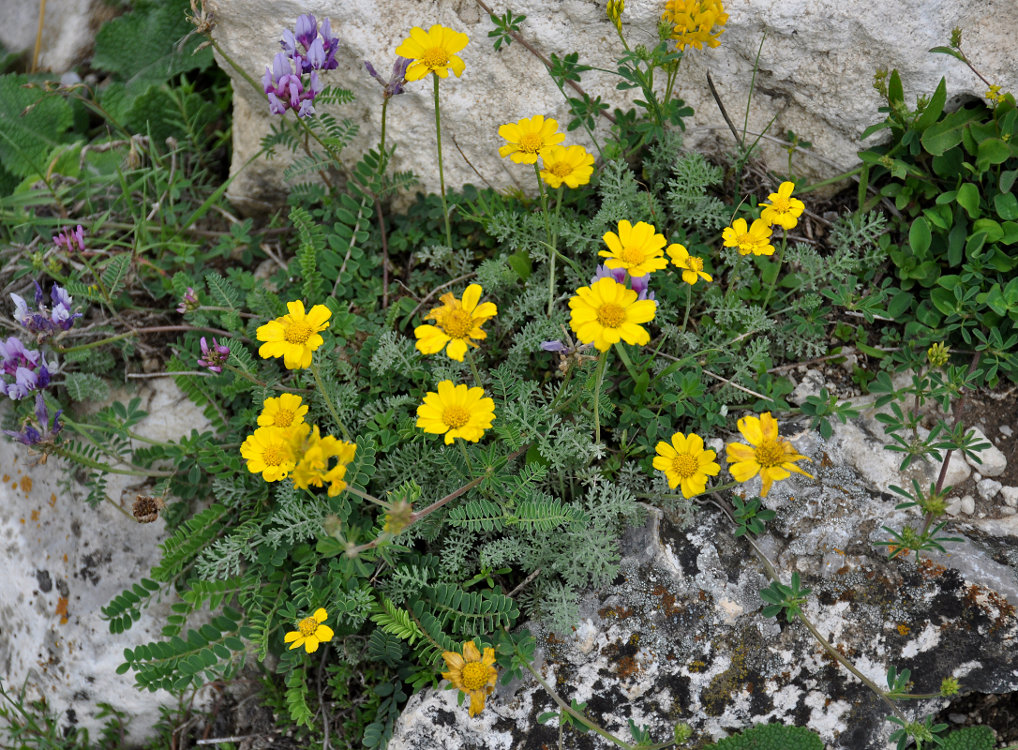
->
<box><xmin>388</xmin><ymin>419</ymin><xmax>1018</xmax><ymax>749</ymax></box>
<box><xmin>0</xmin><ymin>0</ymin><xmax>114</xmax><ymax>73</ymax></box>
<box><xmin>965</xmin><ymin>427</ymin><xmax>1007</xmax><ymax>477</ymax></box>
<box><xmin>0</xmin><ymin>380</ymin><xmax>210</xmax><ymax>742</ymax></box>
<box><xmin>206</xmin><ymin>0</ymin><xmax>1018</xmax><ymax>211</ymax></box>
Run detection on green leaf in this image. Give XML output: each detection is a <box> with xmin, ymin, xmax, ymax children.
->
<box><xmin>0</xmin><ymin>74</ymin><xmax>73</xmax><ymax>177</ymax></box>
<box><xmin>908</xmin><ymin>216</ymin><xmax>932</xmax><ymax>256</ymax></box>
<box><xmin>976</xmin><ymin>137</ymin><xmax>1014</xmax><ymax>170</ymax></box>
<box><xmin>507</xmin><ymin>250</ymin><xmax>531</xmax><ymax>281</ymax></box>
<box><xmin>928</xmin><ymin>45</ymin><xmax>967</xmax><ymax>62</ymax></box>
<box><xmin>956</xmin><ymin>182</ymin><xmax>980</xmax><ymax>219</ymax></box>
<box><xmin>915</xmin><ymin>78</ymin><xmax>946</xmax><ymax>130</ymax></box>
<box><xmin>994</xmin><ymin>191</ymin><xmax>1018</xmax><ymax>220</ymax></box>
<box><xmin>100</xmin><ymin>253</ymin><xmax>132</xmax><ymax>297</ymax></box>
<box><xmin>64</xmin><ymin>372</ymin><xmax>111</xmax><ymax>403</ymax></box>
<box><xmin>705</xmin><ymin>723</ymin><xmax>824</xmax><ymax>750</ymax></box>
<box><xmin>938</xmin><ymin>725</ymin><xmax>995</xmax><ymax>750</ymax></box>
<box><xmin>1001</xmin><ymin>168</ymin><xmax>1018</xmax><ymax>194</ymax></box>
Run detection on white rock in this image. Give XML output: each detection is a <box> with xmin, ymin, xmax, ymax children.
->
<box><xmin>205</xmin><ymin>0</ymin><xmax>1018</xmax><ymax>210</ymax></box>
<box><xmin>1000</xmin><ymin>425</ymin><xmax>1013</xmax><ymax>437</ymax></box>
<box><xmin>945</xmin><ymin>497</ymin><xmax>962</xmax><ymax>515</ymax></box>
<box><xmin>976</xmin><ymin>479</ymin><xmax>1002</xmax><ymax>502</ymax></box>
<box><xmin>0</xmin><ymin>0</ymin><xmax>108</xmax><ymax>73</ymax></box>
<box><xmin>1000</xmin><ymin>486</ymin><xmax>1018</xmax><ymax>508</ymax></box>
<box><xmin>789</xmin><ymin>368</ymin><xmax>826</xmax><ymax>405</ymax></box>
<box><xmin>964</xmin><ymin>427</ymin><xmax>1007</xmax><ymax>477</ymax></box>
<box><xmin>940</xmin><ymin>450</ymin><xmax>972</xmax><ymax>488</ymax></box>
<box><xmin>960</xmin><ymin>495</ymin><xmax>976</xmax><ymax>515</ymax></box>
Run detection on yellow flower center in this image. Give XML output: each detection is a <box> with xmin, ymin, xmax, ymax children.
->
<box><xmin>461</xmin><ymin>662</ymin><xmax>489</xmax><ymax>691</ymax></box>
<box><xmin>754</xmin><ymin>440</ymin><xmax>786</xmax><ymax>469</ymax></box>
<box><xmin>442</xmin><ymin>308</ymin><xmax>474</xmax><ymax>339</ymax></box>
<box><xmin>769</xmin><ymin>196</ymin><xmax>790</xmax><ymax>213</ymax></box>
<box><xmin>284</xmin><ymin>321</ymin><xmax>313</xmax><ymax>344</ymax></box>
<box><xmin>443</xmin><ymin>405</ymin><xmax>471</xmax><ymax>429</ymax></box>
<box><xmin>684</xmin><ymin>257</ymin><xmax>703</xmax><ymax>272</ymax></box>
<box><xmin>273</xmin><ymin>410</ymin><xmax>294</xmax><ymax>428</ymax></box>
<box><xmin>620</xmin><ymin>245</ymin><xmax>646</xmax><ymax>265</ymax></box>
<box><xmin>421</xmin><ymin>47</ymin><xmax>450</xmax><ymax>68</ymax></box>
<box><xmin>262</xmin><ymin>444</ymin><xmax>286</xmax><ymax>466</ymax></box>
<box><xmin>297</xmin><ymin>616</ymin><xmax>318</xmax><ymax>636</ymax></box>
<box><xmin>596</xmin><ymin>303</ymin><xmax>626</xmax><ymax>328</ymax></box>
<box><xmin>671</xmin><ymin>453</ymin><xmax>698</xmax><ymax>478</ymax></box>
<box><xmin>519</xmin><ymin>133</ymin><xmax>543</xmax><ymax>153</ymax></box>
<box><xmin>550</xmin><ymin>161</ymin><xmax>574</xmax><ymax>178</ymax></box>
<box><xmin>736</xmin><ymin>232</ymin><xmax>753</xmax><ymax>247</ymax></box>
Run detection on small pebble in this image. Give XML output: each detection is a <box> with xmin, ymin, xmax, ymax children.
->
<box><xmin>1000</xmin><ymin>425</ymin><xmax>1013</xmax><ymax>437</ymax></box>
<box><xmin>976</xmin><ymin>479</ymin><xmax>1002</xmax><ymax>501</ymax></box>
<box><xmin>945</xmin><ymin>498</ymin><xmax>962</xmax><ymax>515</ymax></box>
<box><xmin>948</xmin><ymin>713</ymin><xmax>968</xmax><ymax>724</ymax></box>
<box><xmin>960</xmin><ymin>495</ymin><xmax>976</xmax><ymax>515</ymax></box>
<box><xmin>1001</xmin><ymin>486</ymin><xmax>1018</xmax><ymax>508</ymax></box>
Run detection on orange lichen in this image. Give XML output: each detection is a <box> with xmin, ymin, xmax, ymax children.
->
<box><xmin>896</xmin><ymin>624</ymin><xmax>910</xmax><ymax>636</ymax></box>
<box><xmin>49</xmin><ymin>494</ymin><xmax>57</xmax><ymax>507</ymax></box>
<box><xmin>30</xmin><ymin>509</ymin><xmax>39</xmax><ymax>521</ymax></box>
<box><xmin>56</xmin><ymin>597</ymin><xmax>69</xmax><ymax>624</ymax></box>
<box><xmin>20</xmin><ymin>476</ymin><xmax>32</xmax><ymax>493</ymax></box>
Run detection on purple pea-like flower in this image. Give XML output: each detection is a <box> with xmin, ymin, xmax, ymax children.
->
<box><xmin>3</xmin><ymin>393</ymin><xmax>62</xmax><ymax>446</ymax></box>
<box><xmin>365</xmin><ymin>56</ymin><xmax>411</xmax><ymax>99</ymax></box>
<box><xmin>263</xmin><ymin>52</ymin><xmax>319</xmax><ymax>118</ymax></box>
<box><xmin>590</xmin><ymin>264</ymin><xmax>654</xmax><ymax>300</ymax></box>
<box><xmin>177</xmin><ymin>287</ymin><xmax>199</xmax><ymax>314</ymax></box>
<box><xmin>540</xmin><ymin>340</ymin><xmax>568</xmax><ymax>353</ymax></box>
<box><xmin>266</xmin><ymin>14</ymin><xmax>338</xmax><ymax>117</ymax></box>
<box><xmin>53</xmin><ymin>224</ymin><xmax>86</xmax><ymax>253</ymax></box>
<box><xmin>197</xmin><ymin>337</ymin><xmax>230</xmax><ymax>374</ymax></box>
<box><xmin>9</xmin><ymin>281</ymin><xmax>81</xmax><ymax>335</ymax></box>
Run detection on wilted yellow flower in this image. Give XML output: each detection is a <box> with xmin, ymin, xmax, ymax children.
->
<box><xmin>725</xmin><ymin>412</ymin><xmax>812</xmax><ymax>497</ymax></box>
<box><xmin>441</xmin><ymin>641</ymin><xmax>498</xmax><ymax>717</ymax></box>
<box><xmin>759</xmin><ymin>182</ymin><xmax>805</xmax><ymax>230</ymax></box>
<box><xmin>395</xmin><ymin>25</ymin><xmax>469</xmax><ymax>81</ymax></box>
<box><xmin>284</xmin><ymin>608</ymin><xmax>334</xmax><ymax>653</ymax></box>
<box><xmin>666</xmin><ymin>243</ymin><xmax>712</xmax><ymax>285</ymax></box>
<box><xmin>256</xmin><ymin>301</ymin><xmax>331</xmax><ymax>370</ymax></box>
<box><xmin>568</xmin><ymin>277</ymin><xmax>657</xmax><ymax>352</ymax></box>
<box><xmin>722</xmin><ymin>217</ymin><xmax>774</xmax><ymax>256</ymax></box>
<box><xmin>291</xmin><ymin>425</ymin><xmax>357</xmax><ymax>497</ymax></box>
<box><xmin>540</xmin><ymin>145</ymin><xmax>595</xmax><ymax>189</ymax></box>
<box><xmin>653</xmin><ymin>431</ymin><xmax>720</xmax><ymax>497</ymax></box>
<box><xmin>599</xmin><ymin>220</ymin><xmax>670</xmax><ymax>277</ymax></box>
<box><xmin>662</xmin><ymin>0</ymin><xmax>728</xmax><ymax>50</ymax></box>
<box><xmin>415</xmin><ymin>284</ymin><xmax>497</xmax><ymax>362</ymax></box>
<box><xmin>416</xmin><ymin>381</ymin><xmax>496</xmax><ymax>445</ymax></box>
<box><xmin>498</xmin><ymin>115</ymin><xmax>565</xmax><ymax>165</ymax></box>
<box><xmin>257</xmin><ymin>393</ymin><xmax>308</xmax><ymax>429</ymax></box>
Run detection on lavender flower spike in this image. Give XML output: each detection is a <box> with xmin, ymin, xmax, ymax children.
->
<box><xmin>53</xmin><ymin>225</ymin><xmax>86</xmax><ymax>253</ymax></box>
<box><xmin>365</xmin><ymin>57</ymin><xmax>411</xmax><ymax>99</ymax></box>
<box><xmin>4</xmin><ymin>393</ymin><xmax>62</xmax><ymax>446</ymax></box>
<box><xmin>197</xmin><ymin>337</ymin><xmax>230</xmax><ymax>374</ymax></box>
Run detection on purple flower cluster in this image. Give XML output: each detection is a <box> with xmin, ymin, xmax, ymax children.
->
<box><xmin>264</xmin><ymin>14</ymin><xmax>339</xmax><ymax>118</ymax></box>
<box><xmin>0</xmin><ymin>336</ymin><xmax>52</xmax><ymax>399</ymax></box>
<box><xmin>11</xmin><ymin>282</ymin><xmax>81</xmax><ymax>336</ymax></box>
<box><xmin>197</xmin><ymin>337</ymin><xmax>230</xmax><ymax>374</ymax></box>
<box><xmin>364</xmin><ymin>57</ymin><xmax>411</xmax><ymax>99</ymax></box>
<box><xmin>53</xmin><ymin>224</ymin><xmax>86</xmax><ymax>253</ymax></box>
<box><xmin>177</xmin><ymin>287</ymin><xmax>199</xmax><ymax>314</ymax></box>
<box><xmin>591</xmin><ymin>264</ymin><xmax>655</xmax><ymax>301</ymax></box>
<box><xmin>4</xmin><ymin>393</ymin><xmax>62</xmax><ymax>446</ymax></box>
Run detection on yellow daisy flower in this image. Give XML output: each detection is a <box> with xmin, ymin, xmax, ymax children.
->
<box><xmin>759</xmin><ymin>182</ymin><xmax>805</xmax><ymax>230</ymax></box>
<box><xmin>539</xmin><ymin>145</ymin><xmax>595</xmax><ymax>189</ymax></box>
<box><xmin>441</xmin><ymin>641</ymin><xmax>498</xmax><ymax>717</ymax></box>
<box><xmin>284</xmin><ymin>608</ymin><xmax>334</xmax><ymax>653</ymax></box>
<box><xmin>568</xmin><ymin>277</ymin><xmax>657</xmax><ymax>352</ymax></box>
<box><xmin>291</xmin><ymin>425</ymin><xmax>358</xmax><ymax>497</ymax></box>
<box><xmin>256</xmin><ymin>301</ymin><xmax>331</xmax><ymax>370</ymax></box>
<box><xmin>416</xmin><ymin>380</ymin><xmax>495</xmax><ymax>445</ymax></box>
<box><xmin>497</xmin><ymin>115</ymin><xmax>565</xmax><ymax>165</ymax></box>
<box><xmin>653</xmin><ymin>431</ymin><xmax>720</xmax><ymax>498</ymax></box>
<box><xmin>395</xmin><ymin>25</ymin><xmax>469</xmax><ymax>81</ymax></box>
<box><xmin>721</xmin><ymin>218</ymin><xmax>774</xmax><ymax>256</ymax></box>
<box><xmin>666</xmin><ymin>243</ymin><xmax>713</xmax><ymax>285</ymax></box>
<box><xmin>257</xmin><ymin>393</ymin><xmax>309</xmax><ymax>429</ymax></box>
<box><xmin>662</xmin><ymin>0</ymin><xmax>728</xmax><ymax>50</ymax></box>
<box><xmin>240</xmin><ymin>423</ymin><xmax>309</xmax><ymax>482</ymax></box>
<box><xmin>415</xmin><ymin>284</ymin><xmax>497</xmax><ymax>362</ymax></box>
<box><xmin>599</xmin><ymin>220</ymin><xmax>670</xmax><ymax>277</ymax></box>
<box><xmin>725</xmin><ymin>412</ymin><xmax>813</xmax><ymax>498</ymax></box>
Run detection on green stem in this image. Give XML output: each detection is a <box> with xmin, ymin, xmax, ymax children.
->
<box><xmin>464</xmin><ymin>349</ymin><xmax>484</xmax><ymax>389</ymax></box>
<box><xmin>456</xmin><ymin>439</ymin><xmax>474</xmax><ymax>476</ymax></box>
<box><xmin>592</xmin><ymin>349</ymin><xmax>609</xmax><ymax>444</ymax></box>
<box><xmin>379</xmin><ymin>96</ymin><xmax>389</xmax><ymax>157</ymax></box>
<box><xmin>432</xmin><ymin>74</ymin><xmax>453</xmax><ymax>249</ymax></box>
<box><xmin>310</xmin><ymin>360</ymin><xmax>353</xmax><ymax>441</ymax></box>
<box><xmin>50</xmin><ymin>446</ymin><xmax>172</xmax><ymax>478</ymax></box>
<box><xmin>761</xmin><ymin>231</ymin><xmax>787</xmax><ymax>310</ymax></box>
<box><xmin>612</xmin><ymin>341</ymin><xmax>640</xmax><ymax>383</ymax></box>
<box><xmin>344</xmin><ymin>486</ymin><xmax>387</xmax><ymax>508</ymax></box>
<box><xmin>681</xmin><ymin>283</ymin><xmax>692</xmax><ymax>333</ymax></box>
<box><xmin>533</xmin><ymin>163</ymin><xmax>555</xmax><ymax>316</ymax></box>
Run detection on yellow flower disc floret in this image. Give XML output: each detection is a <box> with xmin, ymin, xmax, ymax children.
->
<box><xmin>257</xmin><ymin>393</ymin><xmax>309</xmax><ymax>429</ymax></box>
<box><xmin>498</xmin><ymin>115</ymin><xmax>565</xmax><ymax>165</ymax></box>
<box><xmin>722</xmin><ymin>217</ymin><xmax>774</xmax><ymax>256</ymax></box>
<box><xmin>599</xmin><ymin>220</ymin><xmax>670</xmax><ymax>277</ymax></box>
<box><xmin>441</xmin><ymin>641</ymin><xmax>498</xmax><ymax>717</ymax></box>
<box><xmin>568</xmin><ymin>277</ymin><xmax>657</xmax><ymax>352</ymax></box>
<box><xmin>416</xmin><ymin>380</ymin><xmax>496</xmax><ymax>445</ymax></box>
<box><xmin>759</xmin><ymin>181</ymin><xmax>805</xmax><ymax>230</ymax></box>
<box><xmin>283</xmin><ymin>608</ymin><xmax>335</xmax><ymax>654</ymax></box>
<box><xmin>539</xmin><ymin>145</ymin><xmax>595</xmax><ymax>189</ymax></box>
<box><xmin>725</xmin><ymin>412</ymin><xmax>813</xmax><ymax>497</ymax></box>
<box><xmin>395</xmin><ymin>25</ymin><xmax>469</xmax><ymax>81</ymax></box>
<box><xmin>653</xmin><ymin>431</ymin><xmax>720</xmax><ymax>498</ymax></box>
<box><xmin>415</xmin><ymin>284</ymin><xmax>497</xmax><ymax>362</ymax></box>
<box><xmin>256</xmin><ymin>300</ymin><xmax>331</xmax><ymax>370</ymax></box>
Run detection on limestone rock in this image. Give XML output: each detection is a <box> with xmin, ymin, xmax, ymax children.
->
<box><xmin>960</xmin><ymin>494</ymin><xmax>976</xmax><ymax>515</ymax></box>
<box><xmin>0</xmin><ymin>0</ymin><xmax>116</xmax><ymax>73</ymax></box>
<box><xmin>389</xmin><ymin>422</ymin><xmax>1018</xmax><ymax>750</ymax></box>
<box><xmin>964</xmin><ymin>428</ymin><xmax>1007</xmax><ymax>478</ymax></box>
<box><xmin>0</xmin><ymin>381</ymin><xmax>211</xmax><ymax>742</ymax></box>
<box><xmin>206</xmin><ymin>0</ymin><xmax>1018</xmax><ymax>211</ymax></box>
<box><xmin>1001</xmin><ymin>486</ymin><xmax>1018</xmax><ymax>508</ymax></box>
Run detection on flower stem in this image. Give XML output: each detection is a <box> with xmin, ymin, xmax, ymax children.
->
<box><xmin>532</xmin><ymin>163</ymin><xmax>556</xmax><ymax>316</ymax></box>
<box><xmin>310</xmin><ymin>360</ymin><xmax>353</xmax><ymax>441</ymax></box>
<box><xmin>465</xmin><ymin>349</ymin><xmax>483</xmax><ymax>389</ymax></box>
<box><xmin>761</xmin><ymin>231</ymin><xmax>786</xmax><ymax>309</ymax></box>
<box><xmin>456</xmin><ymin>439</ymin><xmax>474</xmax><ymax>476</ymax></box>
<box><xmin>681</xmin><ymin>283</ymin><xmax>692</xmax><ymax>332</ymax></box>
<box><xmin>593</xmin><ymin>349</ymin><xmax>609</xmax><ymax>444</ymax></box>
<box><xmin>345</xmin><ymin>486</ymin><xmax>387</xmax><ymax>508</ymax></box>
<box><xmin>432</xmin><ymin>74</ymin><xmax>453</xmax><ymax>249</ymax></box>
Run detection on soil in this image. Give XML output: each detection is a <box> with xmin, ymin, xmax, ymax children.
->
<box><xmin>934</xmin><ymin>690</ymin><xmax>1018</xmax><ymax>748</ymax></box>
